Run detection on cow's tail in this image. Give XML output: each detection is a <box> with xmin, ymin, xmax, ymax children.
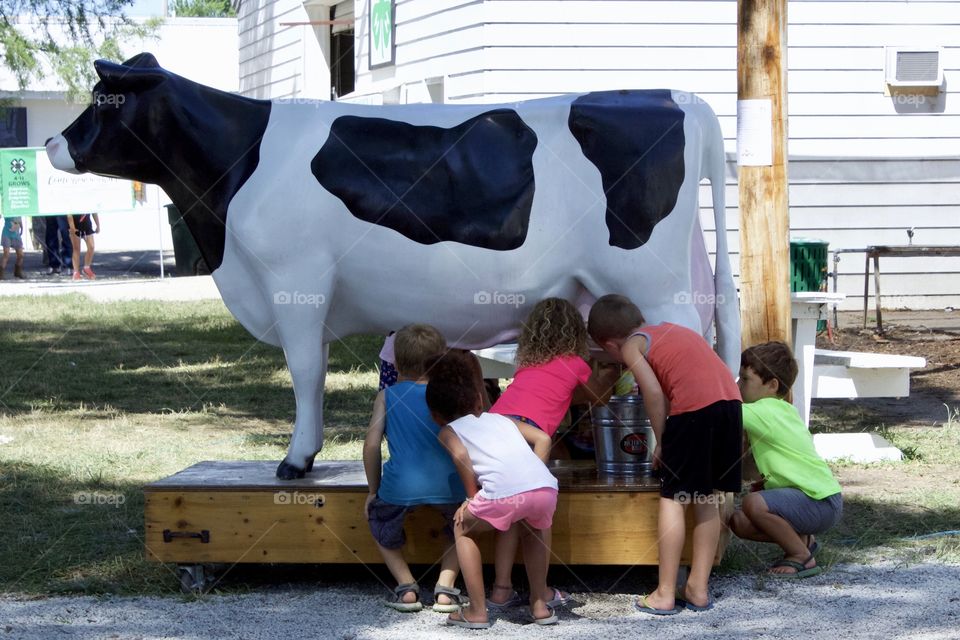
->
<box><xmin>702</xmin><ymin>99</ymin><xmax>741</xmax><ymax>373</ymax></box>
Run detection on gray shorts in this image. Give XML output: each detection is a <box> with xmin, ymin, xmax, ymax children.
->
<box><xmin>761</xmin><ymin>488</ymin><xmax>843</xmax><ymax>535</ymax></box>
<box><xmin>1</xmin><ymin>235</ymin><xmax>22</xmax><ymax>250</ymax></box>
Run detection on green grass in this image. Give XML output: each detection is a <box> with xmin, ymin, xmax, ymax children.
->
<box><xmin>0</xmin><ymin>295</ymin><xmax>378</xmax><ymax>594</ymax></box>
<box><xmin>1</xmin><ymin>296</ymin><xmax>958</xmax><ymax>594</ymax></box>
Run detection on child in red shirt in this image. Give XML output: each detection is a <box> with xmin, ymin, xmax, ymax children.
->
<box><xmin>588</xmin><ymin>294</ymin><xmax>741</xmax><ymax>615</ymax></box>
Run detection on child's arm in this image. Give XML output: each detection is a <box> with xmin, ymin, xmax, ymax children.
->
<box><xmin>67</xmin><ymin>216</ymin><xmax>77</xmax><ymax>234</ymax></box>
<box><xmin>93</xmin><ymin>213</ymin><xmax>101</xmax><ymax>233</ymax></box>
<box><xmin>361</xmin><ymin>390</ymin><xmax>387</xmax><ymax>515</ymax></box>
<box><xmin>621</xmin><ymin>337</ymin><xmax>668</xmax><ymax>467</ymax></box>
<box><xmin>571</xmin><ymin>363</ymin><xmax>620</xmax><ymax>405</ymax></box>
<box><xmin>515</xmin><ymin>421</ymin><xmax>551</xmax><ymax>463</ymax></box>
<box><xmin>438</xmin><ymin>425</ymin><xmax>479</xmax><ymax>498</ymax></box>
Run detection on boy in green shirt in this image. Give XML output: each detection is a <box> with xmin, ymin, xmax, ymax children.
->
<box><xmin>730</xmin><ymin>341</ymin><xmax>843</xmax><ymax>579</ymax></box>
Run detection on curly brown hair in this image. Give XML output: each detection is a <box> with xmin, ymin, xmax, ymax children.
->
<box><xmin>741</xmin><ymin>341</ymin><xmax>798</xmax><ymax>398</ymax></box>
<box><xmin>516</xmin><ymin>297</ymin><xmax>589</xmax><ymax>368</ymax></box>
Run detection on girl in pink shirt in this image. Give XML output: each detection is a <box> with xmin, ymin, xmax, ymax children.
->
<box><xmin>487</xmin><ymin>297</ymin><xmax>618</xmax><ymax>611</ymax></box>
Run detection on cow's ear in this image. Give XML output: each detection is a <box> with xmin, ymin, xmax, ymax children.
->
<box><xmin>95</xmin><ymin>59</ymin><xmax>166</xmax><ymax>90</ymax></box>
<box><xmin>122</xmin><ymin>52</ymin><xmax>161</xmax><ymax>69</ymax></box>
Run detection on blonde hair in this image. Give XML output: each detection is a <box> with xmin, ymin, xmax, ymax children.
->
<box><xmin>393</xmin><ymin>324</ymin><xmax>446</xmax><ymax>378</ymax></box>
<box><xmin>587</xmin><ymin>294</ymin><xmax>646</xmax><ymax>344</ymax></box>
<box><xmin>516</xmin><ymin>298</ymin><xmax>589</xmax><ymax>368</ymax></box>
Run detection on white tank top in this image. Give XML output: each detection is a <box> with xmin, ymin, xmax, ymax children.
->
<box><xmin>447</xmin><ymin>413</ymin><xmax>559</xmax><ymax>500</ymax></box>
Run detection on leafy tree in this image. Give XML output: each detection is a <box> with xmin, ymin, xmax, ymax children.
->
<box><xmin>170</xmin><ymin>0</ymin><xmax>235</xmax><ymax>18</ymax></box>
<box><xmin>0</xmin><ymin>0</ymin><xmax>158</xmax><ymax>96</ymax></box>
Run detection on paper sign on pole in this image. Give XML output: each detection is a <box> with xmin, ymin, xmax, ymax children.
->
<box><xmin>736</xmin><ymin>99</ymin><xmax>773</xmax><ymax>167</ymax></box>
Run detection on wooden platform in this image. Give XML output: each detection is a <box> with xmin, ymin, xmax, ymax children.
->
<box><xmin>145</xmin><ymin>460</ymin><xmax>732</xmax><ymax>567</ymax></box>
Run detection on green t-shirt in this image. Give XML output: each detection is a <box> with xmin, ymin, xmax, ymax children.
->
<box><xmin>742</xmin><ymin>397</ymin><xmax>841</xmax><ymax>500</ymax></box>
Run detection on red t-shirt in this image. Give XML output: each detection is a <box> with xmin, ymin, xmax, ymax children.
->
<box><xmin>491</xmin><ymin>354</ymin><xmax>592</xmax><ymax>436</ymax></box>
<box><xmin>634</xmin><ymin>323</ymin><xmax>741</xmax><ymax>416</ymax></box>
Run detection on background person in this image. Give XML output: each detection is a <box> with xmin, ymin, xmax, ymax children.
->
<box><xmin>1</xmin><ymin>215</ymin><xmax>25</xmax><ymax>279</ymax></box>
<box><xmin>67</xmin><ymin>213</ymin><xmax>100</xmax><ymax>280</ymax></box>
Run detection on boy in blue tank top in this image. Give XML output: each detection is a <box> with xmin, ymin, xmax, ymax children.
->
<box><xmin>363</xmin><ymin>324</ymin><xmax>466</xmax><ymax>613</ymax></box>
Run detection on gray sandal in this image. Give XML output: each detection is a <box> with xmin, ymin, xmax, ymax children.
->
<box><xmin>433</xmin><ymin>585</ymin><xmax>465</xmax><ymax>613</ymax></box>
<box><xmin>385</xmin><ymin>582</ymin><xmax>423</xmax><ymax>612</ymax></box>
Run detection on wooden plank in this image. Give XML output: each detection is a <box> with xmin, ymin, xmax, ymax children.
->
<box><xmin>144</xmin><ymin>462</ymin><xmax>732</xmax><ymax>566</ymax></box>
<box><xmin>484</xmin><ymin>23</ymin><xmax>737</xmax><ymax>48</ymax></box>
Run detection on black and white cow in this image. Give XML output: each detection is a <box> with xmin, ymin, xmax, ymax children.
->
<box><xmin>47</xmin><ymin>54</ymin><xmax>739</xmax><ymax>479</ymax></box>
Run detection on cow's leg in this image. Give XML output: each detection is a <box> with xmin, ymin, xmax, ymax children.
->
<box><xmin>276</xmin><ymin>332</ymin><xmax>329</xmax><ymax>480</ymax></box>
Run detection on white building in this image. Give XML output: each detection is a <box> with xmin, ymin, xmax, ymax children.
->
<box><xmin>0</xmin><ymin>17</ymin><xmax>239</xmax><ymax>252</ymax></box>
<box><xmin>237</xmin><ymin>0</ymin><xmax>960</xmax><ymax>311</ymax></box>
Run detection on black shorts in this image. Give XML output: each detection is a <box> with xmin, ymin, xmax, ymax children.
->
<box><xmin>659</xmin><ymin>399</ymin><xmax>743</xmax><ymax>500</ymax></box>
<box><xmin>72</xmin><ymin>214</ymin><xmax>95</xmax><ymax>238</ymax></box>
<box><xmin>367</xmin><ymin>496</ymin><xmax>459</xmax><ymax>550</ymax></box>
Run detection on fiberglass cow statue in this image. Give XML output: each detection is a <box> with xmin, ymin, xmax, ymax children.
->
<box><xmin>47</xmin><ymin>53</ymin><xmax>739</xmax><ymax>480</ymax></box>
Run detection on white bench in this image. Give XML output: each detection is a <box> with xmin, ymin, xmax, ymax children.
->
<box><xmin>812</xmin><ymin>349</ymin><xmax>927</xmax><ymax>400</ymax></box>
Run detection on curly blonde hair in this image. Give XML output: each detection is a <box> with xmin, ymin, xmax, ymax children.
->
<box><xmin>516</xmin><ymin>297</ymin><xmax>589</xmax><ymax>367</ymax></box>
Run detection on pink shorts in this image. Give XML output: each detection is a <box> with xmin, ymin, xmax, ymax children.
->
<box><xmin>467</xmin><ymin>487</ymin><xmax>558</xmax><ymax>531</ymax></box>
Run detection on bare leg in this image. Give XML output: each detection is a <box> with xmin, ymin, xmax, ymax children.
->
<box><xmin>1</xmin><ymin>246</ymin><xmax>8</xmax><ymax>277</ymax></box>
<box><xmin>641</xmin><ymin>497</ymin><xmax>686</xmax><ymax>610</ymax></box>
<box><xmin>435</xmin><ymin>539</ymin><xmax>460</xmax><ymax>605</ymax></box>
<box><xmin>83</xmin><ymin>235</ymin><xmax>95</xmax><ymax>268</ymax></box>
<box><xmin>454</xmin><ymin>509</ymin><xmax>495</xmax><ymax>624</ymax></box>
<box><xmin>683</xmin><ymin>499</ymin><xmax>721</xmax><ymax>608</ymax></box>
<box><xmin>70</xmin><ymin>234</ymin><xmax>81</xmax><ymax>276</ymax></box>
<box><xmin>519</xmin><ymin>523</ymin><xmax>551</xmax><ymax>620</ymax></box>
<box><xmin>375</xmin><ymin>544</ymin><xmax>419</xmax><ymax>604</ymax></box>
<box><xmin>729</xmin><ymin>510</ymin><xmax>774</xmax><ymax>543</ymax></box>
<box><xmin>741</xmin><ymin>493</ymin><xmax>815</xmax><ymax>573</ymax></box>
<box><xmin>490</xmin><ymin>526</ymin><xmax>520</xmax><ymax>604</ymax></box>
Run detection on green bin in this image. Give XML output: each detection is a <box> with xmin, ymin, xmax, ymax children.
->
<box><xmin>790</xmin><ymin>238</ymin><xmax>829</xmax><ymax>330</ymax></box>
<box><xmin>166</xmin><ymin>204</ymin><xmax>209</xmax><ymax>276</ymax></box>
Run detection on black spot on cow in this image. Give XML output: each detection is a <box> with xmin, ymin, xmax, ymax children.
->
<box><xmin>568</xmin><ymin>90</ymin><xmax>685</xmax><ymax>250</ymax></box>
<box><xmin>311</xmin><ymin>110</ymin><xmax>536</xmax><ymax>250</ymax></box>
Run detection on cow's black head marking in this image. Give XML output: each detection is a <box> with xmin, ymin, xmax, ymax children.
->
<box><xmin>56</xmin><ymin>52</ymin><xmax>272</xmax><ymax>272</ymax></box>
<box><xmin>311</xmin><ymin>110</ymin><xmax>537</xmax><ymax>251</ymax></box>
<box><xmin>568</xmin><ymin>90</ymin><xmax>686</xmax><ymax>250</ymax></box>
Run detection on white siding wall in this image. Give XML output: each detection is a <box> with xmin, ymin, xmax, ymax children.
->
<box><xmin>349</xmin><ymin>0</ymin><xmax>960</xmax><ymax>310</ymax></box>
<box><xmin>239</xmin><ymin>0</ymin><xmax>331</xmax><ymax>99</ymax></box>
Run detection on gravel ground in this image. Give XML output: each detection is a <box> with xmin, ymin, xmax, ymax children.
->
<box><xmin>2</xmin><ymin>561</ymin><xmax>958</xmax><ymax>640</ymax></box>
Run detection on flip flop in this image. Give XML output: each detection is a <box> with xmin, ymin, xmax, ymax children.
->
<box><xmin>486</xmin><ymin>589</ymin><xmax>524</xmax><ymax>611</ymax></box>
<box><xmin>675</xmin><ymin>590</ymin><xmax>714</xmax><ymax>612</ymax></box>
<box><xmin>546</xmin><ymin>587</ymin><xmax>572</xmax><ymax>609</ymax></box>
<box><xmin>634</xmin><ymin>594</ymin><xmax>683</xmax><ymax>616</ymax></box>
<box><xmin>446</xmin><ymin>610</ymin><xmax>492</xmax><ymax>629</ymax></box>
<box><xmin>385</xmin><ymin>582</ymin><xmax>423</xmax><ymax>612</ymax></box>
<box><xmin>769</xmin><ymin>553</ymin><xmax>823</xmax><ymax>579</ymax></box>
<box><xmin>531</xmin><ymin>605</ymin><xmax>559</xmax><ymax>626</ymax></box>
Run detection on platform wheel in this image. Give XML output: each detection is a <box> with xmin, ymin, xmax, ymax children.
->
<box><xmin>177</xmin><ymin>564</ymin><xmax>209</xmax><ymax>594</ymax></box>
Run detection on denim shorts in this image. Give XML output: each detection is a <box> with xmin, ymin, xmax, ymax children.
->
<box><xmin>367</xmin><ymin>497</ymin><xmax>459</xmax><ymax>550</ymax></box>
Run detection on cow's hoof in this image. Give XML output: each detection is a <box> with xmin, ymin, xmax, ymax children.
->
<box><xmin>304</xmin><ymin>455</ymin><xmax>317</xmax><ymax>473</ymax></box>
<box><xmin>275</xmin><ymin>460</ymin><xmax>306</xmax><ymax>480</ymax></box>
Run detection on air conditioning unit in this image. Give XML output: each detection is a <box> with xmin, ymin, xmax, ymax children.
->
<box><xmin>885</xmin><ymin>47</ymin><xmax>943</xmax><ymax>95</ymax></box>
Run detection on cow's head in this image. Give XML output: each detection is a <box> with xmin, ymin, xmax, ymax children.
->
<box><xmin>47</xmin><ymin>53</ymin><xmax>174</xmax><ymax>182</ymax></box>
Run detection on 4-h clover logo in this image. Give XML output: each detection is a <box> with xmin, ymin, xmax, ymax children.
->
<box><xmin>10</xmin><ymin>158</ymin><xmax>26</xmax><ymax>174</ymax></box>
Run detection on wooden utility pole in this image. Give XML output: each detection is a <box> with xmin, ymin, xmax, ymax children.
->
<box><xmin>737</xmin><ymin>0</ymin><xmax>791</xmax><ymax>347</ymax></box>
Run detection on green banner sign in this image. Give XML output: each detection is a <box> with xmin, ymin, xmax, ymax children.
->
<box><xmin>0</xmin><ymin>149</ymin><xmax>38</xmax><ymax>215</ymax></box>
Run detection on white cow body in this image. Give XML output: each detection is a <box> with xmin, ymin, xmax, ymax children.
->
<box><xmin>46</xmin><ymin>55</ymin><xmax>736</xmax><ymax>478</ymax></box>
<box><xmin>214</xmin><ymin>93</ymin><xmax>737</xmax><ymax>472</ymax></box>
